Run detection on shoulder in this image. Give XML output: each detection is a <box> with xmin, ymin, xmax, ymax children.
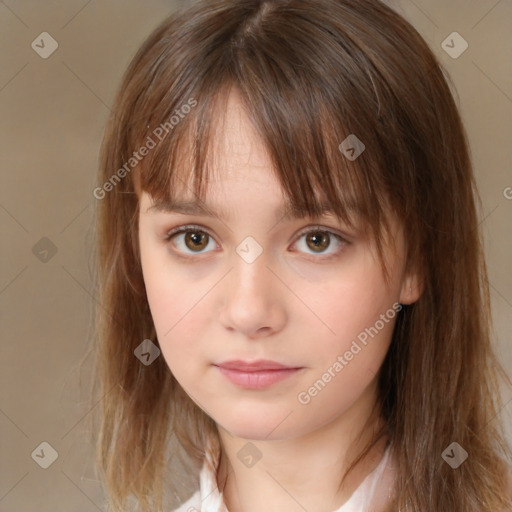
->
<box><xmin>171</xmin><ymin>490</ymin><xmax>201</xmax><ymax>512</ymax></box>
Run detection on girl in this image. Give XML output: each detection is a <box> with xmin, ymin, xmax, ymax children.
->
<box><xmin>91</xmin><ymin>0</ymin><xmax>512</xmax><ymax>510</ymax></box>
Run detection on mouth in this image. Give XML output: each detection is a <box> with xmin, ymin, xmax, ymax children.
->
<box><xmin>213</xmin><ymin>360</ymin><xmax>304</xmax><ymax>389</ymax></box>
<box><xmin>215</xmin><ymin>359</ymin><xmax>300</xmax><ymax>371</ymax></box>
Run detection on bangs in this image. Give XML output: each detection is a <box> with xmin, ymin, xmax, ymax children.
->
<box><xmin>123</xmin><ymin>0</ymin><xmax>409</xmax><ymax>277</ymax></box>
<box><xmin>135</xmin><ymin>80</ymin><xmax>392</xmax><ymax>240</ymax></box>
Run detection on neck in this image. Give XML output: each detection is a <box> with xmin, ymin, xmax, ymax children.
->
<box><xmin>215</xmin><ymin>379</ymin><xmax>389</xmax><ymax>512</ymax></box>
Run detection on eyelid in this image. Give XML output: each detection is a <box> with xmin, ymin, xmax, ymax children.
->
<box><xmin>293</xmin><ymin>224</ymin><xmax>349</xmax><ymax>242</ymax></box>
<box><xmin>164</xmin><ymin>223</ymin><xmax>216</xmax><ymax>241</ymax></box>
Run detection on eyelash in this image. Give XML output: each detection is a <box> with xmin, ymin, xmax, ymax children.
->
<box><xmin>164</xmin><ymin>224</ymin><xmax>349</xmax><ymax>261</ymax></box>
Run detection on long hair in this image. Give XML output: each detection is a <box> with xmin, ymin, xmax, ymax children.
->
<box><xmin>91</xmin><ymin>0</ymin><xmax>512</xmax><ymax>510</ymax></box>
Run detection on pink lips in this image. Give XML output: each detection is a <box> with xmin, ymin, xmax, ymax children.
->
<box><xmin>214</xmin><ymin>360</ymin><xmax>303</xmax><ymax>389</ymax></box>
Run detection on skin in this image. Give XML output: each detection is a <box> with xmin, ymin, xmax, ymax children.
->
<box><xmin>137</xmin><ymin>88</ymin><xmax>421</xmax><ymax>512</ymax></box>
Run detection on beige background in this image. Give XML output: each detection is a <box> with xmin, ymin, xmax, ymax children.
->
<box><xmin>1</xmin><ymin>0</ymin><xmax>511</xmax><ymax>510</ymax></box>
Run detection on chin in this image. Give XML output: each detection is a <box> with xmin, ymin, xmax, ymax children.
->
<box><xmin>216</xmin><ymin>408</ymin><xmax>301</xmax><ymax>441</ymax></box>
<box><xmin>227</xmin><ymin>426</ymin><xmax>290</xmax><ymax>442</ymax></box>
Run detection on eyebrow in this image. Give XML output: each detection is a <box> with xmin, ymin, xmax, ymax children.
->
<box><xmin>146</xmin><ymin>198</ymin><xmax>340</xmax><ymax>223</ymax></box>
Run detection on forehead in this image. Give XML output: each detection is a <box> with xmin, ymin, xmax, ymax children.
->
<box><xmin>206</xmin><ymin>88</ymin><xmax>274</xmax><ymax>178</ymax></box>
<box><xmin>135</xmin><ymin>83</ymin><xmax>394</xmax><ymax>246</ymax></box>
<box><xmin>141</xmin><ymin>88</ymin><xmax>336</xmax><ymax>218</ymax></box>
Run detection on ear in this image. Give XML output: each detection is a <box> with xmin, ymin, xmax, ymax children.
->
<box><xmin>398</xmin><ymin>269</ymin><xmax>423</xmax><ymax>305</ymax></box>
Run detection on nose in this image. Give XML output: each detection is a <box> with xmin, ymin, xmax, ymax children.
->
<box><xmin>218</xmin><ymin>250</ymin><xmax>287</xmax><ymax>339</ymax></box>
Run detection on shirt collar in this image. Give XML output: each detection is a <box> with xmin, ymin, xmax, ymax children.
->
<box><xmin>197</xmin><ymin>435</ymin><xmax>228</xmax><ymax>511</ymax></box>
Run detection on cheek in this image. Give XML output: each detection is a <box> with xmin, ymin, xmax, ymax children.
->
<box><xmin>300</xmin><ymin>260</ymin><xmax>399</xmax><ymax>394</ymax></box>
<box><xmin>139</xmin><ymin>237</ymin><xmax>188</xmax><ymax>341</ymax></box>
<box><xmin>143</xmin><ymin>270</ymin><xmax>202</xmax><ymax>348</ymax></box>
<box><xmin>295</xmin><ymin>291</ymin><xmax>397</xmax><ymax>416</ymax></box>
<box><xmin>306</xmin><ymin>263</ymin><xmax>397</xmax><ymax>348</ymax></box>
<box><xmin>142</xmin><ymin>272</ymin><xmax>204</xmax><ymax>385</ymax></box>
<box><xmin>138</xmin><ymin>242</ymin><xmax>218</xmax><ymax>379</ymax></box>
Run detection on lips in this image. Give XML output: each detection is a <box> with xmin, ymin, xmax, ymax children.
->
<box><xmin>215</xmin><ymin>359</ymin><xmax>299</xmax><ymax>371</ymax></box>
<box><xmin>213</xmin><ymin>360</ymin><xmax>304</xmax><ymax>389</ymax></box>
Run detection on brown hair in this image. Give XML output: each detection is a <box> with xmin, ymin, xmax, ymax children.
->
<box><xmin>91</xmin><ymin>0</ymin><xmax>512</xmax><ymax>510</ymax></box>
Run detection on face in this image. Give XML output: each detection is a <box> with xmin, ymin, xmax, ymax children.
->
<box><xmin>138</xmin><ymin>89</ymin><xmax>417</xmax><ymax>441</ymax></box>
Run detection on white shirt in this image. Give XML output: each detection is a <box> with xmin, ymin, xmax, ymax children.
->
<box><xmin>172</xmin><ymin>442</ymin><xmax>394</xmax><ymax>512</ymax></box>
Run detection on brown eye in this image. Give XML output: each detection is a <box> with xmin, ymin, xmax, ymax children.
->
<box><xmin>165</xmin><ymin>226</ymin><xmax>217</xmax><ymax>255</ymax></box>
<box><xmin>292</xmin><ymin>227</ymin><xmax>347</xmax><ymax>259</ymax></box>
<box><xmin>184</xmin><ymin>231</ymin><xmax>209</xmax><ymax>252</ymax></box>
<box><xmin>305</xmin><ymin>231</ymin><xmax>331</xmax><ymax>252</ymax></box>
